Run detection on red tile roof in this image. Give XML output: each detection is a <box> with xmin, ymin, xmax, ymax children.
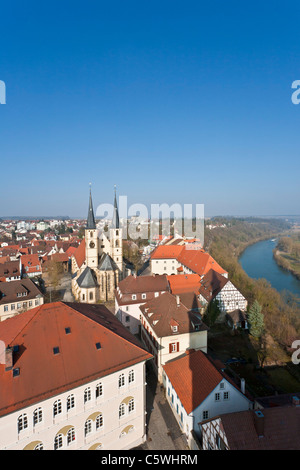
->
<box><xmin>20</xmin><ymin>254</ymin><xmax>41</xmax><ymax>274</ymax></box>
<box><xmin>167</xmin><ymin>274</ymin><xmax>201</xmax><ymax>294</ymax></box>
<box><xmin>177</xmin><ymin>246</ymin><xmax>227</xmax><ymax>277</ymax></box>
<box><xmin>217</xmin><ymin>407</ymin><xmax>300</xmax><ymax>449</ymax></box>
<box><xmin>163</xmin><ymin>349</ymin><xmax>230</xmax><ymax>414</ymax></box>
<box><xmin>0</xmin><ymin>301</ymin><xmax>152</xmax><ymax>417</ymax></box>
<box><xmin>151</xmin><ymin>245</ymin><xmax>184</xmax><ymax>260</ymax></box>
<box><xmin>72</xmin><ymin>239</ymin><xmax>86</xmax><ymax>269</ymax></box>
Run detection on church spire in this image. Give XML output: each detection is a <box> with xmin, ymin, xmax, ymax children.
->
<box><xmin>112</xmin><ymin>185</ymin><xmax>120</xmax><ymax>229</ymax></box>
<box><xmin>86</xmin><ymin>183</ymin><xmax>96</xmax><ymax>229</ymax></box>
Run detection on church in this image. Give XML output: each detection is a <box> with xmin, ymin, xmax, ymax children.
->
<box><xmin>71</xmin><ymin>187</ymin><xmax>131</xmax><ymax>303</ymax></box>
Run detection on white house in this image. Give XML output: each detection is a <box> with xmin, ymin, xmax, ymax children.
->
<box><xmin>140</xmin><ymin>292</ymin><xmax>208</xmax><ymax>382</ymax></box>
<box><xmin>0</xmin><ymin>301</ymin><xmax>152</xmax><ymax>450</ymax></box>
<box><xmin>162</xmin><ymin>349</ymin><xmax>253</xmax><ymax>449</ymax></box>
<box><xmin>115</xmin><ymin>274</ymin><xmax>170</xmax><ymax>335</ymax></box>
<box><xmin>199</xmin><ymin>269</ymin><xmax>247</xmax><ymax>319</ymax></box>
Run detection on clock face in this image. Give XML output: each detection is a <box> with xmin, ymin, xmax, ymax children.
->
<box><xmin>89</xmin><ymin>242</ymin><xmax>95</xmax><ymax>249</ymax></box>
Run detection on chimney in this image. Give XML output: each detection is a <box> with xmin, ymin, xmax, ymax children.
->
<box><xmin>5</xmin><ymin>346</ymin><xmax>13</xmax><ymax>371</ymax></box>
<box><xmin>176</xmin><ymin>295</ymin><xmax>180</xmax><ymax>307</ymax></box>
<box><xmin>253</xmin><ymin>410</ymin><xmax>264</xmax><ymax>437</ymax></box>
<box><xmin>240</xmin><ymin>378</ymin><xmax>245</xmax><ymax>394</ymax></box>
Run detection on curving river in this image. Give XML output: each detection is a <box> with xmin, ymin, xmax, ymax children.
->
<box><xmin>239</xmin><ymin>238</ymin><xmax>300</xmax><ymax>298</ymax></box>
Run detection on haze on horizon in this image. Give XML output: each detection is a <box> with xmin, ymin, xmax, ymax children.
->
<box><xmin>1</xmin><ymin>1</ymin><xmax>300</xmax><ymax>218</ymax></box>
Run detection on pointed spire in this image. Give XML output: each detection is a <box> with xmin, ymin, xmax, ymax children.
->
<box><xmin>112</xmin><ymin>185</ymin><xmax>120</xmax><ymax>229</ymax></box>
<box><xmin>86</xmin><ymin>183</ymin><xmax>96</xmax><ymax>229</ymax></box>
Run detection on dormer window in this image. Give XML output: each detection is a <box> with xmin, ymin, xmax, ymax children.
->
<box><xmin>172</xmin><ymin>326</ymin><xmax>178</xmax><ymax>333</ymax></box>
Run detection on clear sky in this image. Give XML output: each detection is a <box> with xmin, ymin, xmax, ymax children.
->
<box><xmin>1</xmin><ymin>0</ymin><xmax>300</xmax><ymax>218</ymax></box>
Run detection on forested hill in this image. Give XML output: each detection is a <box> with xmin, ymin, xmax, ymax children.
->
<box><xmin>204</xmin><ymin>217</ymin><xmax>300</xmax><ymax>352</ymax></box>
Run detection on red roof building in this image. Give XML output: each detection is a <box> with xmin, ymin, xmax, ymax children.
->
<box><xmin>0</xmin><ymin>301</ymin><xmax>152</xmax><ymax>450</ymax></box>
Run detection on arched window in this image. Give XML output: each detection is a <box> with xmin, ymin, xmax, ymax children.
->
<box><xmin>96</xmin><ymin>413</ymin><xmax>103</xmax><ymax>430</ymax></box>
<box><xmin>89</xmin><ymin>291</ymin><xmax>93</xmax><ymax>301</ymax></box>
<box><xmin>67</xmin><ymin>427</ymin><xmax>76</xmax><ymax>445</ymax></box>
<box><xmin>33</xmin><ymin>407</ymin><xmax>43</xmax><ymax>426</ymax></box>
<box><xmin>115</xmin><ymin>239</ymin><xmax>119</xmax><ymax>247</ymax></box>
<box><xmin>84</xmin><ymin>387</ymin><xmax>91</xmax><ymax>403</ymax></box>
<box><xmin>119</xmin><ymin>403</ymin><xmax>126</xmax><ymax>419</ymax></box>
<box><xmin>128</xmin><ymin>398</ymin><xmax>135</xmax><ymax>413</ymax></box>
<box><xmin>85</xmin><ymin>419</ymin><xmax>92</xmax><ymax>436</ymax></box>
<box><xmin>96</xmin><ymin>382</ymin><xmax>103</xmax><ymax>398</ymax></box>
<box><xmin>128</xmin><ymin>369</ymin><xmax>135</xmax><ymax>383</ymax></box>
<box><xmin>67</xmin><ymin>394</ymin><xmax>75</xmax><ymax>411</ymax></box>
<box><xmin>53</xmin><ymin>399</ymin><xmax>62</xmax><ymax>417</ymax></box>
<box><xmin>54</xmin><ymin>433</ymin><xmax>63</xmax><ymax>450</ymax></box>
<box><xmin>34</xmin><ymin>443</ymin><xmax>43</xmax><ymax>450</ymax></box>
<box><xmin>17</xmin><ymin>413</ymin><xmax>28</xmax><ymax>433</ymax></box>
<box><xmin>118</xmin><ymin>373</ymin><xmax>125</xmax><ymax>388</ymax></box>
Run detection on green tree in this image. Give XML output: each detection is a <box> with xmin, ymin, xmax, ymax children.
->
<box><xmin>203</xmin><ymin>299</ymin><xmax>221</xmax><ymax>327</ymax></box>
<box><xmin>248</xmin><ymin>300</ymin><xmax>264</xmax><ymax>338</ymax></box>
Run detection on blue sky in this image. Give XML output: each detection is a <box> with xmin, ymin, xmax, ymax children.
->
<box><xmin>1</xmin><ymin>0</ymin><xmax>300</xmax><ymax>218</ymax></box>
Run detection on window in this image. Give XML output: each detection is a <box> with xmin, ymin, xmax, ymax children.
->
<box><xmin>65</xmin><ymin>327</ymin><xmax>71</xmax><ymax>334</ymax></box>
<box><xmin>11</xmin><ymin>304</ymin><xmax>15</xmax><ymax>310</ymax></box>
<box><xmin>96</xmin><ymin>382</ymin><xmax>103</xmax><ymax>398</ymax></box>
<box><xmin>128</xmin><ymin>398</ymin><xmax>135</xmax><ymax>413</ymax></box>
<box><xmin>53</xmin><ymin>399</ymin><xmax>62</xmax><ymax>417</ymax></box>
<box><xmin>142</xmin><ymin>293</ymin><xmax>146</xmax><ymax>299</ymax></box>
<box><xmin>96</xmin><ymin>342</ymin><xmax>101</xmax><ymax>350</ymax></box>
<box><xmin>223</xmin><ymin>391</ymin><xmax>229</xmax><ymax>400</ymax></box>
<box><xmin>13</xmin><ymin>367</ymin><xmax>20</xmax><ymax>377</ymax></box>
<box><xmin>89</xmin><ymin>292</ymin><xmax>93</xmax><ymax>301</ymax></box>
<box><xmin>18</xmin><ymin>414</ymin><xmax>28</xmax><ymax>433</ymax></box>
<box><xmin>118</xmin><ymin>373</ymin><xmax>125</xmax><ymax>388</ymax></box>
<box><xmin>96</xmin><ymin>413</ymin><xmax>104</xmax><ymax>430</ymax></box>
<box><xmin>220</xmin><ymin>382</ymin><xmax>225</xmax><ymax>389</ymax></box>
<box><xmin>67</xmin><ymin>427</ymin><xmax>76</xmax><ymax>445</ymax></box>
<box><xmin>119</xmin><ymin>403</ymin><xmax>126</xmax><ymax>418</ymax></box>
<box><xmin>4</xmin><ymin>305</ymin><xmax>8</xmax><ymax>312</ymax></box>
<box><xmin>125</xmin><ymin>315</ymin><xmax>130</xmax><ymax>323</ymax></box>
<box><xmin>34</xmin><ymin>443</ymin><xmax>44</xmax><ymax>450</ymax></box>
<box><xmin>53</xmin><ymin>346</ymin><xmax>60</xmax><ymax>355</ymax></box>
<box><xmin>215</xmin><ymin>393</ymin><xmax>220</xmax><ymax>401</ymax></box>
<box><xmin>84</xmin><ymin>387</ymin><xmax>91</xmax><ymax>403</ymax></box>
<box><xmin>85</xmin><ymin>419</ymin><xmax>92</xmax><ymax>436</ymax></box>
<box><xmin>128</xmin><ymin>370</ymin><xmax>135</xmax><ymax>383</ymax></box>
<box><xmin>54</xmin><ymin>433</ymin><xmax>63</xmax><ymax>450</ymax></box>
<box><xmin>132</xmin><ymin>294</ymin><xmax>136</xmax><ymax>300</ymax></box>
<box><xmin>154</xmin><ymin>292</ymin><xmax>159</xmax><ymax>297</ymax></box>
<box><xmin>17</xmin><ymin>303</ymin><xmax>21</xmax><ymax>309</ymax></box>
<box><xmin>33</xmin><ymin>407</ymin><xmax>43</xmax><ymax>426</ymax></box>
<box><xmin>67</xmin><ymin>394</ymin><xmax>75</xmax><ymax>411</ymax></box>
<box><xmin>202</xmin><ymin>410</ymin><xmax>209</xmax><ymax>420</ymax></box>
<box><xmin>169</xmin><ymin>342</ymin><xmax>179</xmax><ymax>353</ymax></box>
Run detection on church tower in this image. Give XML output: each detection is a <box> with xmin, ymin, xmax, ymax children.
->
<box><xmin>110</xmin><ymin>186</ymin><xmax>123</xmax><ymax>272</ymax></box>
<box><xmin>85</xmin><ymin>185</ymin><xmax>98</xmax><ymax>268</ymax></box>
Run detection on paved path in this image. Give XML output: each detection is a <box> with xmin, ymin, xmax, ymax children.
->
<box><xmin>135</xmin><ymin>365</ymin><xmax>189</xmax><ymax>451</ymax></box>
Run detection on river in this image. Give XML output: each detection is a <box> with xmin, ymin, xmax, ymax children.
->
<box><xmin>239</xmin><ymin>238</ymin><xmax>300</xmax><ymax>299</ymax></box>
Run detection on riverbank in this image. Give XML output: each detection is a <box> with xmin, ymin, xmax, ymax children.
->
<box><xmin>208</xmin><ymin>219</ymin><xmax>300</xmax><ymax>362</ymax></box>
<box><xmin>272</xmin><ymin>234</ymin><xmax>300</xmax><ymax>282</ymax></box>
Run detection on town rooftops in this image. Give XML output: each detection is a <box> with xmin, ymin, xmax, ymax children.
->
<box><xmin>0</xmin><ymin>260</ymin><xmax>21</xmax><ymax>279</ymax></box>
<box><xmin>163</xmin><ymin>349</ymin><xmax>238</xmax><ymax>415</ymax></box>
<box><xmin>115</xmin><ymin>274</ymin><xmax>170</xmax><ymax>306</ymax></box>
<box><xmin>0</xmin><ymin>301</ymin><xmax>152</xmax><ymax>418</ymax></box>
<box><xmin>167</xmin><ymin>274</ymin><xmax>201</xmax><ymax>294</ymax></box>
<box><xmin>177</xmin><ymin>246</ymin><xmax>227</xmax><ymax>277</ymax></box>
<box><xmin>0</xmin><ymin>278</ymin><xmax>43</xmax><ymax>305</ymax></box>
<box><xmin>209</xmin><ymin>406</ymin><xmax>300</xmax><ymax>450</ymax></box>
<box><xmin>118</xmin><ymin>274</ymin><xmax>170</xmax><ymax>295</ymax></box>
<box><xmin>199</xmin><ymin>268</ymin><xmax>229</xmax><ymax>301</ymax></box>
<box><xmin>140</xmin><ymin>291</ymin><xmax>208</xmax><ymax>338</ymax></box>
<box><xmin>150</xmin><ymin>245</ymin><xmax>184</xmax><ymax>259</ymax></box>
